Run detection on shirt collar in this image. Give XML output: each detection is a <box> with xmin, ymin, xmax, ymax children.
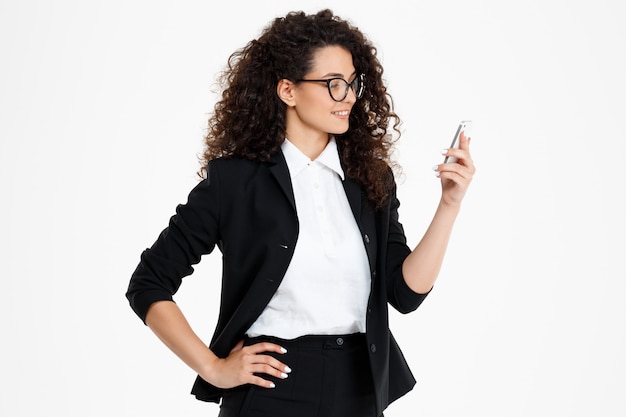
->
<box><xmin>281</xmin><ymin>137</ymin><xmax>345</xmax><ymax>180</ymax></box>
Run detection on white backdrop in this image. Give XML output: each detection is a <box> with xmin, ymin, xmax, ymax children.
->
<box><xmin>1</xmin><ymin>1</ymin><xmax>625</xmax><ymax>416</ymax></box>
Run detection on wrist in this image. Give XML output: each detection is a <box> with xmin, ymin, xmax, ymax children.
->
<box><xmin>198</xmin><ymin>349</ymin><xmax>220</xmax><ymax>384</ymax></box>
<box><xmin>438</xmin><ymin>198</ymin><xmax>462</xmax><ymax>214</ymax></box>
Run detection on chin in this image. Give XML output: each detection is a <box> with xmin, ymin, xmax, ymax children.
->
<box><xmin>329</xmin><ymin>125</ymin><xmax>350</xmax><ymax>135</ymax></box>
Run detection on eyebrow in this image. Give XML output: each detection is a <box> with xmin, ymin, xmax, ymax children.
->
<box><xmin>319</xmin><ymin>70</ymin><xmax>357</xmax><ymax>78</ymax></box>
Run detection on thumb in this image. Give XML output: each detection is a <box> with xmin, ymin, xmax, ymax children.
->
<box><xmin>459</xmin><ymin>130</ymin><xmax>470</xmax><ymax>150</ymax></box>
<box><xmin>229</xmin><ymin>339</ymin><xmax>244</xmax><ymax>354</ymax></box>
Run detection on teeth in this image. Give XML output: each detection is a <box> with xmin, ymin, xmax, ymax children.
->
<box><xmin>333</xmin><ymin>111</ymin><xmax>349</xmax><ymax>116</ymax></box>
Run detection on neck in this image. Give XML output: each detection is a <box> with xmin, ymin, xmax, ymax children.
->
<box><xmin>285</xmin><ymin>131</ymin><xmax>330</xmax><ymax>160</ymax></box>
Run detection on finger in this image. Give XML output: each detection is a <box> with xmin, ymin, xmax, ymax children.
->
<box><xmin>449</xmin><ymin>131</ymin><xmax>472</xmax><ymax>157</ymax></box>
<box><xmin>459</xmin><ymin>130</ymin><xmax>471</xmax><ymax>150</ymax></box>
<box><xmin>435</xmin><ymin>170</ymin><xmax>473</xmax><ymax>189</ymax></box>
<box><xmin>248</xmin><ymin>362</ymin><xmax>291</xmax><ymax>380</ymax></box>
<box><xmin>440</xmin><ymin>149</ymin><xmax>475</xmax><ymax>173</ymax></box>
<box><xmin>437</xmin><ymin>161</ymin><xmax>474</xmax><ymax>185</ymax></box>
<box><xmin>242</xmin><ymin>343</ymin><xmax>291</xmax><ymax>373</ymax></box>
<box><xmin>240</xmin><ymin>360</ymin><xmax>292</xmax><ymax>389</ymax></box>
<box><xmin>442</xmin><ymin>147</ymin><xmax>470</xmax><ymax>163</ymax></box>
<box><xmin>433</xmin><ymin>162</ymin><xmax>473</xmax><ymax>180</ymax></box>
<box><xmin>243</xmin><ymin>351</ymin><xmax>292</xmax><ymax>374</ymax></box>
<box><xmin>229</xmin><ymin>339</ymin><xmax>244</xmax><ymax>354</ymax></box>
<box><xmin>248</xmin><ymin>374</ymin><xmax>278</xmax><ymax>389</ymax></box>
<box><xmin>436</xmin><ymin>170</ymin><xmax>472</xmax><ymax>184</ymax></box>
<box><xmin>245</xmin><ymin>342</ymin><xmax>288</xmax><ymax>355</ymax></box>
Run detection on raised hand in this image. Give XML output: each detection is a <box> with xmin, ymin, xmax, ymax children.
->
<box><xmin>434</xmin><ymin>131</ymin><xmax>475</xmax><ymax>207</ymax></box>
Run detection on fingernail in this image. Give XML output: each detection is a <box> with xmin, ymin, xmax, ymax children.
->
<box><xmin>281</xmin><ymin>373</ymin><xmax>288</xmax><ymax>378</ymax></box>
<box><xmin>270</xmin><ymin>382</ymin><xmax>276</xmax><ymax>388</ymax></box>
<box><xmin>285</xmin><ymin>366</ymin><xmax>292</xmax><ymax>373</ymax></box>
<box><xmin>440</xmin><ymin>149</ymin><xmax>448</xmax><ymax>155</ymax></box>
<box><xmin>432</xmin><ymin>165</ymin><xmax>439</xmax><ymax>171</ymax></box>
<box><xmin>435</xmin><ymin>172</ymin><xmax>440</xmax><ymax>177</ymax></box>
<box><xmin>280</xmin><ymin>347</ymin><xmax>287</xmax><ymax>353</ymax></box>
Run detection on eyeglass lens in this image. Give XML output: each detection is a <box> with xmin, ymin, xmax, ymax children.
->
<box><xmin>329</xmin><ymin>75</ymin><xmax>364</xmax><ymax>101</ymax></box>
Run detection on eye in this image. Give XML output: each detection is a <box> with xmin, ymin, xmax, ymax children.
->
<box><xmin>329</xmin><ymin>79</ymin><xmax>342</xmax><ymax>89</ymax></box>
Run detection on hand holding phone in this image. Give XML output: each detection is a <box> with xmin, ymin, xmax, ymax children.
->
<box><xmin>444</xmin><ymin>120</ymin><xmax>472</xmax><ymax>164</ymax></box>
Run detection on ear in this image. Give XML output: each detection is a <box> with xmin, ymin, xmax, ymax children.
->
<box><xmin>277</xmin><ymin>79</ymin><xmax>296</xmax><ymax>107</ymax></box>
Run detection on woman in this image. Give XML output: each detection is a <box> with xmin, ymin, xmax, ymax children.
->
<box><xmin>126</xmin><ymin>9</ymin><xmax>474</xmax><ymax>417</ymax></box>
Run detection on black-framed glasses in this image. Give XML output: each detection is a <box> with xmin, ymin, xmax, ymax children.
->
<box><xmin>296</xmin><ymin>73</ymin><xmax>365</xmax><ymax>102</ymax></box>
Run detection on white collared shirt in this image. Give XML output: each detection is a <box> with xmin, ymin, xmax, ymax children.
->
<box><xmin>246</xmin><ymin>138</ymin><xmax>371</xmax><ymax>339</ymax></box>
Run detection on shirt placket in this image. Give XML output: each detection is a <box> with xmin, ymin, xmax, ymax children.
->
<box><xmin>310</xmin><ymin>163</ymin><xmax>335</xmax><ymax>256</ymax></box>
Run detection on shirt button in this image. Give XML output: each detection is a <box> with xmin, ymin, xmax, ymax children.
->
<box><xmin>314</xmin><ymin>182</ymin><xmax>320</xmax><ymax>189</ymax></box>
<box><xmin>370</xmin><ymin>344</ymin><xmax>377</xmax><ymax>353</ymax></box>
<box><xmin>364</xmin><ymin>234</ymin><xmax>370</xmax><ymax>243</ymax></box>
<box><xmin>336</xmin><ymin>337</ymin><xmax>344</xmax><ymax>346</ymax></box>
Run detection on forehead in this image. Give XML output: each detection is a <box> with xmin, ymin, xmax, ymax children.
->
<box><xmin>308</xmin><ymin>45</ymin><xmax>355</xmax><ymax>76</ymax></box>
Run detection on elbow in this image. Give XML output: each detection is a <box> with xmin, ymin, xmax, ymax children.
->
<box><xmin>391</xmin><ymin>277</ymin><xmax>431</xmax><ymax>314</ymax></box>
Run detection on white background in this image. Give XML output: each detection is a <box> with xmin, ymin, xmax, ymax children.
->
<box><xmin>1</xmin><ymin>0</ymin><xmax>625</xmax><ymax>416</ymax></box>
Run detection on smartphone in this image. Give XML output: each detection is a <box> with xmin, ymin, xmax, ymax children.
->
<box><xmin>444</xmin><ymin>120</ymin><xmax>472</xmax><ymax>163</ymax></box>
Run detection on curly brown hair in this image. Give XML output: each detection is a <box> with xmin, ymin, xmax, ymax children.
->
<box><xmin>200</xmin><ymin>9</ymin><xmax>401</xmax><ymax>209</ymax></box>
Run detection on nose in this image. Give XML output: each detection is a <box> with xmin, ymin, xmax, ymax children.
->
<box><xmin>342</xmin><ymin>85</ymin><xmax>357</xmax><ymax>103</ymax></box>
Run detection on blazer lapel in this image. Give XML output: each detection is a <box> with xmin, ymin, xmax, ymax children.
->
<box><xmin>342</xmin><ymin>176</ymin><xmax>362</xmax><ymax>223</ymax></box>
<box><xmin>269</xmin><ymin>151</ymin><xmax>296</xmax><ymax>212</ymax></box>
<box><xmin>270</xmin><ymin>150</ymin><xmax>375</xmax><ymax>272</ymax></box>
<box><xmin>343</xmin><ymin>176</ymin><xmax>377</xmax><ymax>272</ymax></box>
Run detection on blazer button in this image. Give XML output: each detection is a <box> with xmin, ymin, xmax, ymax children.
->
<box><xmin>372</xmin><ymin>270</ymin><xmax>377</xmax><ymax>278</ymax></box>
<box><xmin>364</xmin><ymin>234</ymin><xmax>370</xmax><ymax>244</ymax></box>
<box><xmin>336</xmin><ymin>337</ymin><xmax>344</xmax><ymax>346</ymax></box>
<box><xmin>370</xmin><ymin>344</ymin><xmax>377</xmax><ymax>353</ymax></box>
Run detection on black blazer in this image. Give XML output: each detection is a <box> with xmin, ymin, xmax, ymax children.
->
<box><xmin>126</xmin><ymin>151</ymin><xmax>429</xmax><ymax>415</ymax></box>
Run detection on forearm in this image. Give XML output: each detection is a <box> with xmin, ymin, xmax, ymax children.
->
<box><xmin>402</xmin><ymin>200</ymin><xmax>460</xmax><ymax>294</ymax></box>
<box><xmin>145</xmin><ymin>300</ymin><xmax>218</xmax><ymax>380</ymax></box>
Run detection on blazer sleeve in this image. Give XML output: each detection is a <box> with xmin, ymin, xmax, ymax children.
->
<box><xmin>125</xmin><ymin>163</ymin><xmax>221</xmax><ymax>323</ymax></box>
<box><xmin>384</xmin><ymin>177</ymin><xmax>431</xmax><ymax>314</ymax></box>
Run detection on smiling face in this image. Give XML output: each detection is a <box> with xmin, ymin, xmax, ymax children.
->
<box><xmin>279</xmin><ymin>45</ymin><xmax>358</xmax><ymax>147</ymax></box>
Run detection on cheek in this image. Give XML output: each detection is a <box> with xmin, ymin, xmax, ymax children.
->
<box><xmin>295</xmin><ymin>100</ymin><xmax>332</xmax><ymax>122</ymax></box>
